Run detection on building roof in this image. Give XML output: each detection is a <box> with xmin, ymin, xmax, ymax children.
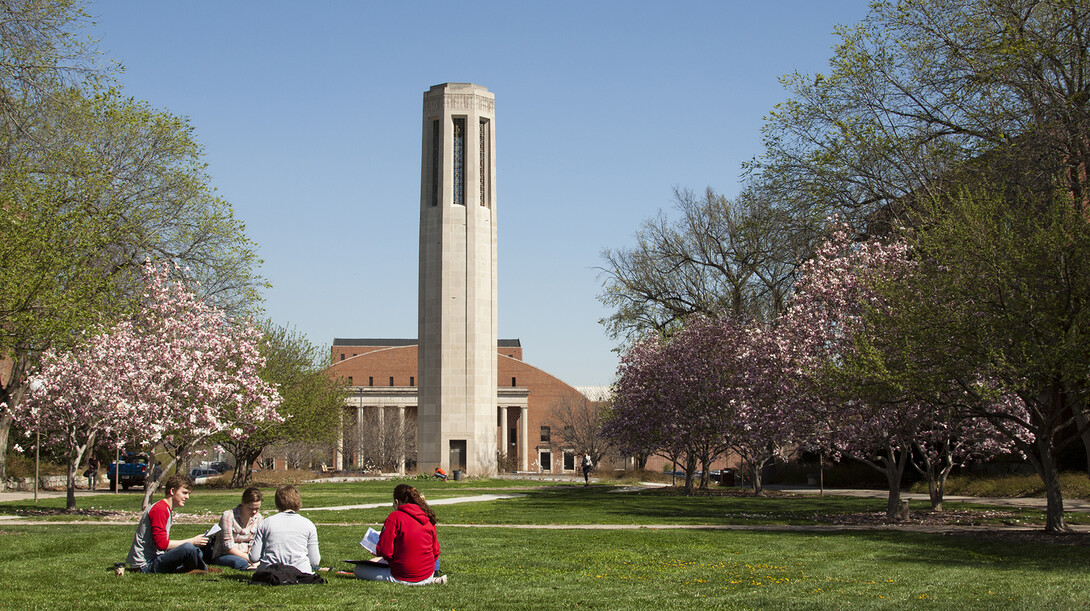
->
<box><xmin>334</xmin><ymin>338</ymin><xmax>522</xmax><ymax>348</ymax></box>
<box><xmin>575</xmin><ymin>385</ymin><xmax>613</xmax><ymax>402</ymax></box>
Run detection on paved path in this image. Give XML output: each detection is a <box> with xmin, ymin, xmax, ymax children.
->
<box><xmin>305</xmin><ymin>493</ymin><xmax>525</xmax><ymax>512</ymax></box>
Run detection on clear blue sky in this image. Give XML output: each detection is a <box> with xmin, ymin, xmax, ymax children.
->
<box><xmin>86</xmin><ymin>1</ymin><xmax>873</xmax><ymax>386</ymax></box>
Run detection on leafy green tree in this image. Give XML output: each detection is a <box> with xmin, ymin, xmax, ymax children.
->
<box><xmin>754</xmin><ymin>0</ymin><xmax>1090</xmax><ymax>231</ymax></box>
<box><xmin>0</xmin><ymin>1</ymin><xmax>266</xmax><ymax>486</ymax></box>
<box><xmin>871</xmin><ymin>188</ymin><xmax>1090</xmax><ymax>531</ymax></box>
<box><xmin>217</xmin><ymin>322</ymin><xmax>347</xmax><ymax>487</ymax></box>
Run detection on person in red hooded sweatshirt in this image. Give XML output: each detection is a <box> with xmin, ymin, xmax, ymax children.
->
<box><xmin>354</xmin><ymin>484</ymin><xmax>446</xmax><ymax>585</ymax></box>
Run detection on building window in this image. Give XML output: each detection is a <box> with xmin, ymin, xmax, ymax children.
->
<box><xmin>340</xmin><ymin>354</ymin><xmax>345</xmax><ymax>361</ymax></box>
<box><xmin>431</xmin><ymin>119</ymin><xmax>440</xmax><ymax>206</ymax></box>
<box><xmin>452</xmin><ymin>117</ymin><xmax>465</xmax><ymax>206</ymax></box>
<box><xmin>389</xmin><ymin>376</ymin><xmax>395</xmax><ymax>387</ymax></box>
<box><xmin>509</xmin><ymin>428</ymin><xmax>517</xmax><ymax>446</ymax></box>
<box><xmin>347</xmin><ymin>376</ymin><xmax>353</xmax><ymax>386</ymax></box>
<box><xmin>538</xmin><ymin>450</ymin><xmax>552</xmax><ymax>472</ymax></box>
<box><xmin>564</xmin><ymin>450</ymin><xmax>575</xmax><ymax>471</ymax></box>
<box><xmin>479</xmin><ymin>118</ymin><xmax>489</xmax><ymax>207</ymax></box>
<box><xmin>410</xmin><ymin>376</ymin><xmax>415</xmax><ymax>387</ymax></box>
<box><xmin>540</xmin><ymin>426</ymin><xmax>550</xmax><ymax>443</ymax></box>
<box><xmin>368</xmin><ymin>376</ymin><xmax>374</xmax><ymax>387</ymax></box>
<box><xmin>511</xmin><ymin>377</ymin><xmax>516</xmax><ymax>387</ymax></box>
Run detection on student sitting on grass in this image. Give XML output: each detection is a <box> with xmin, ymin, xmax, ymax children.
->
<box><xmin>249</xmin><ymin>485</ymin><xmax>320</xmax><ymax>575</ymax></box>
<box><xmin>210</xmin><ymin>487</ymin><xmax>264</xmax><ymax>570</ymax></box>
<box><xmin>126</xmin><ymin>474</ymin><xmax>211</xmax><ymax>574</ymax></box>
<box><xmin>354</xmin><ymin>484</ymin><xmax>446</xmax><ymax>585</ymax></box>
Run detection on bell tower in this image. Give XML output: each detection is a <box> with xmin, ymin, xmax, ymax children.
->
<box><xmin>417</xmin><ymin>83</ymin><xmax>498</xmax><ymax>475</ymax></box>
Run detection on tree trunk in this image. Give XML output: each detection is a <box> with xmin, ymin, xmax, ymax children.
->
<box><xmin>0</xmin><ymin>353</ymin><xmax>30</xmax><ymax>490</ymax></box>
<box><xmin>0</xmin><ymin>412</ymin><xmax>12</xmax><ymax>492</ymax></box>
<box><xmin>142</xmin><ymin>452</ymin><xmax>183</xmax><ymax>510</ymax></box>
<box><xmin>1034</xmin><ymin>434</ymin><xmax>1068</xmax><ymax>532</ymax></box>
<box><xmin>65</xmin><ymin>434</ymin><xmax>94</xmax><ymax>512</ymax></box>
<box><xmin>683</xmin><ymin>455</ymin><xmax>696</xmax><ymax>495</ymax></box>
<box><xmin>699</xmin><ymin>453</ymin><xmax>712</xmax><ymax>490</ymax></box>
<box><xmin>65</xmin><ymin>455</ymin><xmax>78</xmax><ymax>511</ymax></box>
<box><xmin>1075</xmin><ymin>407</ymin><xmax>1090</xmax><ymax>478</ymax></box>
<box><xmin>882</xmin><ymin>446</ymin><xmax>909</xmax><ymax>518</ymax></box>
<box><xmin>230</xmin><ymin>448</ymin><xmax>260</xmax><ymax>487</ymax></box>
<box><xmin>916</xmin><ymin>442</ymin><xmax>954</xmax><ymax>511</ymax></box>
<box><xmin>751</xmin><ymin>462</ymin><xmax>764</xmax><ymax>496</ymax></box>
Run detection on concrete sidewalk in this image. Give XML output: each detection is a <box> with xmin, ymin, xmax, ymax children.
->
<box><xmin>306</xmin><ymin>493</ymin><xmax>525</xmax><ymax>511</ymax></box>
<box><xmin>0</xmin><ymin>489</ymin><xmax>105</xmax><ymax>503</ymax></box>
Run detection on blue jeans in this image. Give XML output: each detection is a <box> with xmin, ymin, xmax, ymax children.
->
<box><xmin>211</xmin><ymin>553</ymin><xmax>252</xmax><ymax>570</ymax></box>
<box><xmin>354</xmin><ymin>559</ymin><xmax>440</xmax><ymax>582</ymax></box>
<box><xmin>144</xmin><ymin>543</ymin><xmax>206</xmax><ymax>573</ymax></box>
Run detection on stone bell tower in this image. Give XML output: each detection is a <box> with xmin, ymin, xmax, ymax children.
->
<box><xmin>417</xmin><ymin>83</ymin><xmax>498</xmax><ymax>475</ymax></box>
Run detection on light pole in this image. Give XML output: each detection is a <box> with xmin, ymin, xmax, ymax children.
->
<box><xmin>28</xmin><ymin>378</ymin><xmax>43</xmax><ymax>503</ymax></box>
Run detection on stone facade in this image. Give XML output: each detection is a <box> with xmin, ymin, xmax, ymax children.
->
<box><xmin>417</xmin><ymin>83</ymin><xmax>498</xmax><ymax>475</ymax></box>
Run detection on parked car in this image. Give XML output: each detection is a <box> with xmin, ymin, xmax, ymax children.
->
<box><xmin>107</xmin><ymin>454</ymin><xmax>155</xmax><ymax>491</ymax></box>
<box><xmin>208</xmin><ymin>461</ymin><xmax>230</xmax><ymax>473</ymax></box>
<box><xmin>189</xmin><ymin>468</ymin><xmax>223</xmax><ymax>483</ymax></box>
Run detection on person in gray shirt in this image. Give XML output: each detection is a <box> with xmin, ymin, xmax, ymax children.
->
<box><xmin>249</xmin><ymin>485</ymin><xmax>320</xmax><ymax>575</ymax></box>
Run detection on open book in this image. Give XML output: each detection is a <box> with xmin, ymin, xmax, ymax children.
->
<box><xmin>360</xmin><ymin>527</ymin><xmax>381</xmax><ymax>555</ymax></box>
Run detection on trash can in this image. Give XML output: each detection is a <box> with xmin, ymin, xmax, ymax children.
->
<box><xmin>719</xmin><ymin>469</ymin><xmax>735</xmax><ymax>487</ymax></box>
<box><xmin>453</xmin><ymin>470</ymin><xmax>463</xmax><ymax>481</ymax></box>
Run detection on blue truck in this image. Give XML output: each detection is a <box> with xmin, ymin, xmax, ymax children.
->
<box><xmin>107</xmin><ymin>454</ymin><xmax>159</xmax><ymax>491</ymax></box>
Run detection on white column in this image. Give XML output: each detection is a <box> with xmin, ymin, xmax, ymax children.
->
<box><xmin>377</xmin><ymin>406</ymin><xmax>385</xmax><ymax>471</ymax></box>
<box><xmin>499</xmin><ymin>406</ymin><xmax>508</xmax><ymax>469</ymax></box>
<box><xmin>398</xmin><ymin>406</ymin><xmax>406</xmax><ymax>474</ymax></box>
<box><xmin>519</xmin><ymin>406</ymin><xmax>529</xmax><ymax>471</ymax></box>
<box><xmin>356</xmin><ymin>405</ymin><xmax>365</xmax><ymax>468</ymax></box>
<box><xmin>334</xmin><ymin>409</ymin><xmax>344</xmax><ymax>470</ymax></box>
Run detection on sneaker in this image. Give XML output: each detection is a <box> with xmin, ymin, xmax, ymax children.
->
<box><xmin>206</xmin><ymin>567</ymin><xmax>223</xmax><ymax>574</ymax></box>
<box><xmin>434</xmin><ymin>574</ymin><xmax>447</xmax><ymax>585</ymax></box>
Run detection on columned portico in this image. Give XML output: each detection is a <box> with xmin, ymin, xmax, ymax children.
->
<box><xmin>498</xmin><ymin>387</ymin><xmax>529</xmax><ymax>472</ymax></box>
<box><xmin>342</xmin><ymin>386</ymin><xmax>418</xmax><ymax>473</ymax></box>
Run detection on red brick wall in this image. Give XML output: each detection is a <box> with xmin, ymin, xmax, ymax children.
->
<box><xmin>327</xmin><ymin>344</ymin><xmax>583</xmax><ymax>473</ymax></box>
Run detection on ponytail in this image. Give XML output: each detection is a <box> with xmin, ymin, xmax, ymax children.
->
<box><xmin>393</xmin><ymin>484</ymin><xmax>437</xmax><ymax>525</ymax></box>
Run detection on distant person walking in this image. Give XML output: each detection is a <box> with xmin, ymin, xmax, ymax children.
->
<box><xmin>86</xmin><ymin>456</ymin><xmax>99</xmax><ymax>491</ymax></box>
<box><xmin>581</xmin><ymin>453</ymin><xmax>593</xmax><ymax>486</ymax></box>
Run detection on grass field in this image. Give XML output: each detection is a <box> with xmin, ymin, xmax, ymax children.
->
<box><xmin>1</xmin><ymin>480</ymin><xmax>1088</xmax><ymax>610</ymax></box>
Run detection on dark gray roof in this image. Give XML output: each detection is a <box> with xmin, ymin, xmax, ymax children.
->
<box><xmin>333</xmin><ymin>338</ymin><xmax>521</xmax><ymax>348</ymax></box>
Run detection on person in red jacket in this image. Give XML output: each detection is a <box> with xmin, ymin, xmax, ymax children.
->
<box><xmin>354</xmin><ymin>484</ymin><xmax>446</xmax><ymax>585</ymax></box>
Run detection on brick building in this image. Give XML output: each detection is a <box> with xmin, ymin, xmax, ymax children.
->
<box><xmin>329</xmin><ymin>338</ymin><xmax>599</xmax><ymax>475</ymax></box>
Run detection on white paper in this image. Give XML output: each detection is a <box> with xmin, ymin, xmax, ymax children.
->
<box><xmin>360</xmin><ymin>527</ymin><xmax>381</xmax><ymax>555</ymax></box>
<box><xmin>205</xmin><ymin>523</ymin><xmax>222</xmax><ymax>537</ymax></box>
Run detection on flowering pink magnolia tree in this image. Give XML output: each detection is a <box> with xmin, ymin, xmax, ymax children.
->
<box><xmin>606</xmin><ymin>315</ymin><xmax>798</xmax><ymax>495</ymax></box>
<box><xmin>779</xmin><ymin>223</ymin><xmax>918</xmax><ymax>515</ymax></box>
<box><xmin>722</xmin><ymin>321</ymin><xmax>799</xmax><ymax>495</ymax></box>
<box><xmin>910</xmin><ymin>393</ymin><xmax>1028</xmax><ymax>510</ymax></box>
<box><xmin>14</xmin><ymin>327</ymin><xmax>146</xmax><ymax>510</ymax></box>
<box><xmin>606</xmin><ymin>332</ymin><xmax>719</xmax><ymax>495</ymax></box>
<box><xmin>782</xmin><ymin>223</ymin><xmax>1027</xmax><ymax>515</ymax></box>
<box><xmin>18</xmin><ymin>261</ymin><xmax>281</xmax><ymax>510</ymax></box>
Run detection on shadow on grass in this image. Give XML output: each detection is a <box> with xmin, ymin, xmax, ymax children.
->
<box><xmin>489</xmin><ymin>485</ymin><xmax>892</xmax><ymax>524</ymax></box>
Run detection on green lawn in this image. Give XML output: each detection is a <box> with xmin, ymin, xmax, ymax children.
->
<box><xmin>1</xmin><ymin>481</ymin><xmax>1088</xmax><ymax>610</ymax></box>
